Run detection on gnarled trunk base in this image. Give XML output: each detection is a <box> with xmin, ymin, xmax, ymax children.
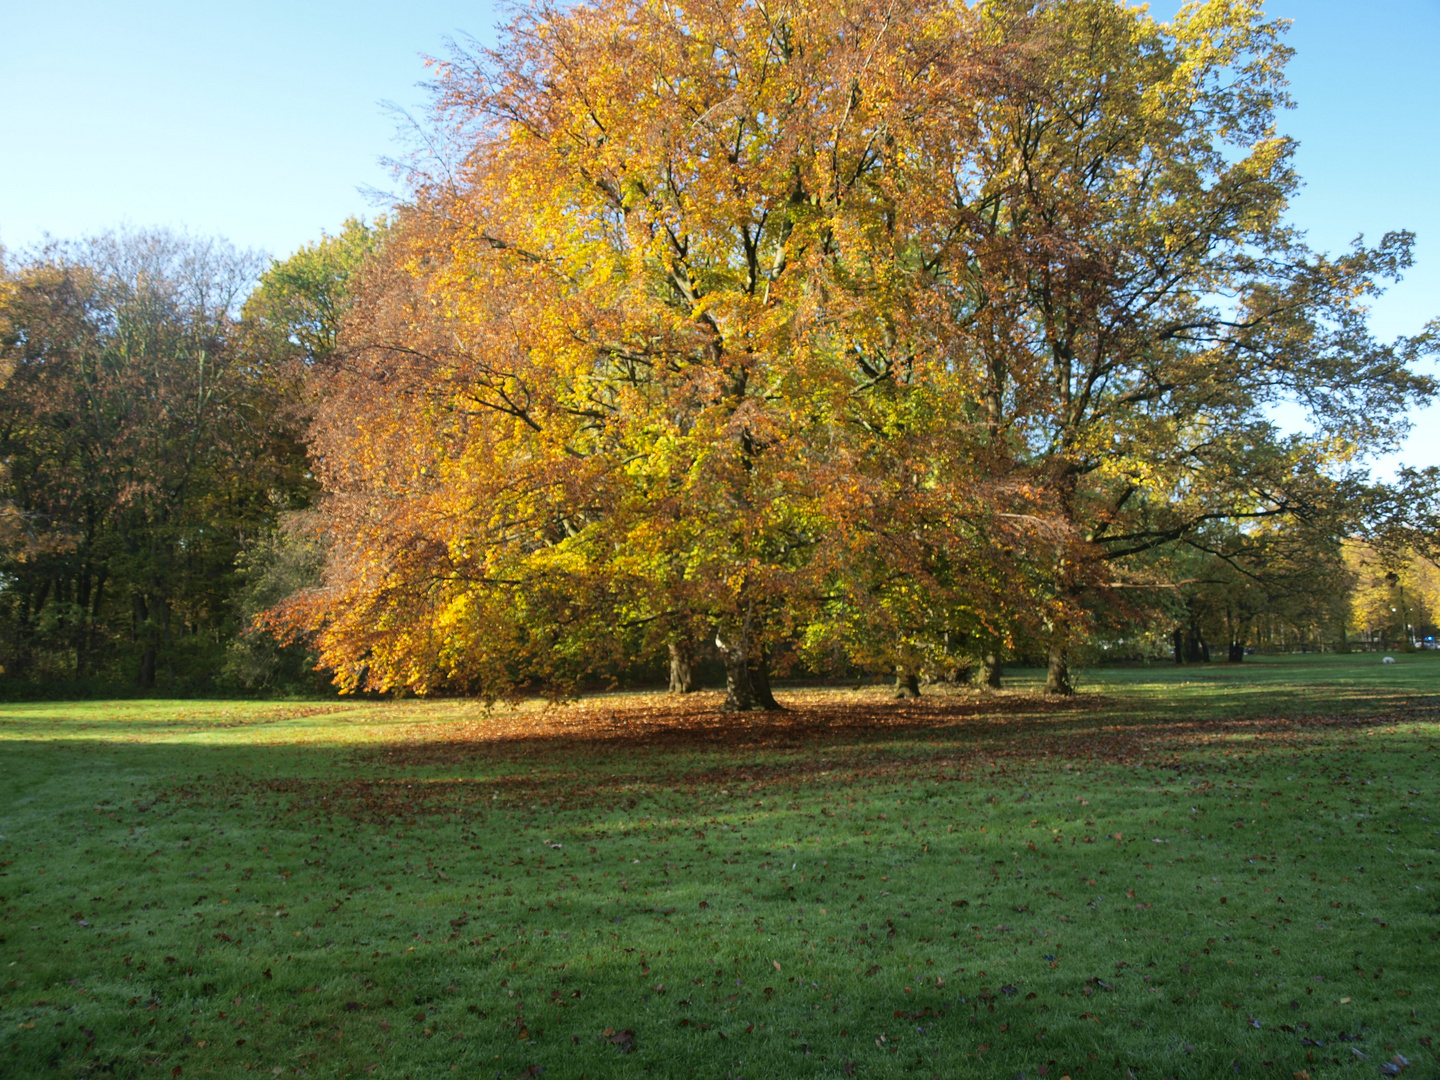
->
<box><xmin>747</xmin><ymin>651</ymin><xmax>781</xmax><ymax>710</ymax></box>
<box><xmin>715</xmin><ymin>625</ymin><xmax>781</xmax><ymax>712</ymax></box>
<box><xmin>894</xmin><ymin>667</ymin><xmax>921</xmax><ymax>698</ymax></box>
<box><xmin>668</xmin><ymin>641</ymin><xmax>697</xmax><ymax>693</ymax></box>
<box><xmin>1044</xmin><ymin>641</ymin><xmax>1073</xmax><ymax>696</ymax></box>
<box><xmin>980</xmin><ymin>651</ymin><xmax>1003</xmax><ymax>689</ymax></box>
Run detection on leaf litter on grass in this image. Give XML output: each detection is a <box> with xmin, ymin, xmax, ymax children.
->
<box><xmin>1</xmin><ymin>662</ymin><xmax>1438</xmax><ymax>1078</ymax></box>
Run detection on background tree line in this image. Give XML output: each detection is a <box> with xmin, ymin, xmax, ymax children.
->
<box><xmin>2</xmin><ymin>0</ymin><xmax>1437</xmax><ymax>701</ymax></box>
<box><xmin>0</xmin><ymin>223</ymin><xmax>372</xmax><ymax>694</ymax></box>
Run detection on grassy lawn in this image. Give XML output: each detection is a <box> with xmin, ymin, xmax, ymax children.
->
<box><xmin>1</xmin><ymin>654</ymin><xmax>1438</xmax><ymax>1080</ymax></box>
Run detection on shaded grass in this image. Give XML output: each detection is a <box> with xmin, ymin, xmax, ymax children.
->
<box><xmin>1</xmin><ymin>653</ymin><xmax>1438</xmax><ymax>1079</ymax></box>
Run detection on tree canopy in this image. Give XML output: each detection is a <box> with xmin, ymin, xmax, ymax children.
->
<box><xmin>3</xmin><ymin>0</ymin><xmax>1432</xmax><ymax>702</ymax></box>
<box><xmin>269</xmin><ymin>0</ymin><xmax>1433</xmax><ymax>705</ymax></box>
<box><xmin>0</xmin><ymin>232</ymin><xmax>283</xmax><ymax>686</ymax></box>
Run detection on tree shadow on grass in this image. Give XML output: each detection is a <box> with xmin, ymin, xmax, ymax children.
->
<box><xmin>153</xmin><ymin>686</ymin><xmax>1440</xmax><ymax>826</ymax></box>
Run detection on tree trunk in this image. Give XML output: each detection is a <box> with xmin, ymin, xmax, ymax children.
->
<box><xmin>980</xmin><ymin>650</ymin><xmax>1002</xmax><ymax>689</ymax></box>
<box><xmin>159</xmin><ymin>595</ymin><xmax>174</xmax><ymax>683</ymax></box>
<box><xmin>1227</xmin><ymin>641</ymin><xmax>1245</xmax><ymax>663</ymax></box>
<box><xmin>87</xmin><ymin>572</ymin><xmax>106</xmax><ymax>674</ymax></box>
<box><xmin>748</xmin><ymin>648</ymin><xmax>781</xmax><ymax>710</ymax></box>
<box><xmin>1176</xmin><ymin>625</ymin><xmax>1208</xmax><ymax>663</ymax></box>
<box><xmin>76</xmin><ymin>571</ymin><xmax>91</xmax><ymax>678</ymax></box>
<box><xmin>137</xmin><ymin>641</ymin><xmax>157</xmax><ymax>689</ymax></box>
<box><xmin>715</xmin><ymin>621</ymin><xmax>779</xmax><ymax>712</ymax></box>
<box><xmin>894</xmin><ymin>665</ymin><xmax>921</xmax><ymax>699</ymax></box>
<box><xmin>1044</xmin><ymin>637</ymin><xmax>1073</xmax><ymax>696</ymax></box>
<box><xmin>134</xmin><ymin>592</ymin><xmax>158</xmax><ymax>690</ymax></box>
<box><xmin>668</xmin><ymin>640</ymin><xmax>696</xmax><ymax>694</ymax></box>
<box><xmin>718</xmin><ymin>654</ymin><xmax>755</xmax><ymax>710</ymax></box>
<box><xmin>19</xmin><ymin>580</ymin><xmax>51</xmax><ymax>676</ymax></box>
<box><xmin>715</xmin><ymin>624</ymin><xmax>754</xmax><ymax>711</ymax></box>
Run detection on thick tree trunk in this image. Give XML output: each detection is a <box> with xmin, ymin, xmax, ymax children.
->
<box><xmin>668</xmin><ymin>640</ymin><xmax>696</xmax><ymax>694</ymax></box>
<box><xmin>1044</xmin><ymin>638</ymin><xmax>1073</xmax><ymax>696</ymax></box>
<box><xmin>719</xmin><ymin>657</ymin><xmax>755</xmax><ymax>710</ymax></box>
<box><xmin>1227</xmin><ymin>641</ymin><xmax>1245</xmax><ymax>663</ymax></box>
<box><xmin>715</xmin><ymin>622</ymin><xmax>780</xmax><ymax>712</ymax></box>
<box><xmin>1174</xmin><ymin>625</ymin><xmax>1208</xmax><ymax>663</ymax></box>
<box><xmin>894</xmin><ymin>665</ymin><xmax>921</xmax><ymax>699</ymax></box>
<box><xmin>747</xmin><ymin>648</ymin><xmax>781</xmax><ymax>710</ymax></box>
<box><xmin>715</xmin><ymin>625</ymin><xmax>754</xmax><ymax>711</ymax></box>
<box><xmin>137</xmin><ymin>642</ymin><xmax>157</xmax><ymax>689</ymax></box>
<box><xmin>981</xmin><ymin>650</ymin><xmax>1003</xmax><ymax>689</ymax></box>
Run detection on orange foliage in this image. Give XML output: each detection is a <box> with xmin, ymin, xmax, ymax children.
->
<box><xmin>278</xmin><ymin>0</ymin><xmax>1432</xmax><ymax>704</ymax></box>
<box><xmin>282</xmin><ymin>0</ymin><xmax>1051</xmax><ymax>702</ymax></box>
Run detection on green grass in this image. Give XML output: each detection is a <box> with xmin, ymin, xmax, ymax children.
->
<box><xmin>2</xmin><ymin>654</ymin><xmax>1438</xmax><ymax>1079</ymax></box>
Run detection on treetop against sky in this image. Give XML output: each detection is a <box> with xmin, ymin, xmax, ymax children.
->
<box><xmin>0</xmin><ymin>0</ymin><xmax>1436</xmax><ymax>471</ymax></box>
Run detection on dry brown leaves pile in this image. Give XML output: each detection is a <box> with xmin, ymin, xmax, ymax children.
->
<box><xmin>173</xmin><ymin>688</ymin><xmax>1438</xmax><ymax>825</ymax></box>
<box><xmin>370</xmin><ymin>687</ymin><xmax>1437</xmax><ymax>767</ymax></box>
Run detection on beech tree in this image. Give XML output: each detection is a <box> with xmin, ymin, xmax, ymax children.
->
<box><xmin>1346</xmin><ymin>541</ymin><xmax>1439</xmax><ymax>647</ymax></box>
<box><xmin>1363</xmin><ymin>464</ymin><xmax>1440</xmax><ymax>570</ymax></box>
<box><xmin>1146</xmin><ymin>517</ymin><xmax>1353</xmax><ymax>662</ymax></box>
<box><xmin>287</xmin><ymin>0</ymin><xmax>1032</xmax><ymax>706</ymax></box>
<box><xmin>284</xmin><ymin>0</ymin><xmax>1434</xmax><ymax>704</ymax></box>
<box><xmin>216</xmin><ymin>226</ymin><xmax>380</xmax><ymax>689</ymax></box>
<box><xmin>243</xmin><ymin>217</ymin><xmax>380</xmax><ymax>366</ymax></box>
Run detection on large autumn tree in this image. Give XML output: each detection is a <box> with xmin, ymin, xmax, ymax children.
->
<box><xmin>288</xmin><ymin>0</ymin><xmax>1045</xmax><ymax>706</ymax></box>
<box><xmin>286</xmin><ymin>0</ymin><xmax>1433</xmax><ymax>704</ymax></box>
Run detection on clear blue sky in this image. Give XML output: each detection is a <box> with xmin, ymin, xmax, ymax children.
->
<box><xmin>2</xmin><ymin>0</ymin><xmax>1435</xmax><ymax>471</ymax></box>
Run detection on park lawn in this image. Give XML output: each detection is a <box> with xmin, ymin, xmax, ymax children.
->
<box><xmin>1</xmin><ymin>655</ymin><xmax>1438</xmax><ymax>1080</ymax></box>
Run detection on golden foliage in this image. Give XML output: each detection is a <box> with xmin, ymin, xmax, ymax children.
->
<box><xmin>277</xmin><ymin>0</ymin><xmax>1433</xmax><ymax>702</ymax></box>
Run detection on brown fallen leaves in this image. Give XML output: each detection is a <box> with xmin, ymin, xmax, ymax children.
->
<box><xmin>361</xmin><ymin>687</ymin><xmax>1438</xmax><ymax>772</ymax></box>
<box><xmin>600</xmin><ymin>1027</ymin><xmax>636</xmax><ymax>1053</ymax></box>
<box><xmin>161</xmin><ymin>688</ymin><xmax>1439</xmax><ymax>824</ymax></box>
